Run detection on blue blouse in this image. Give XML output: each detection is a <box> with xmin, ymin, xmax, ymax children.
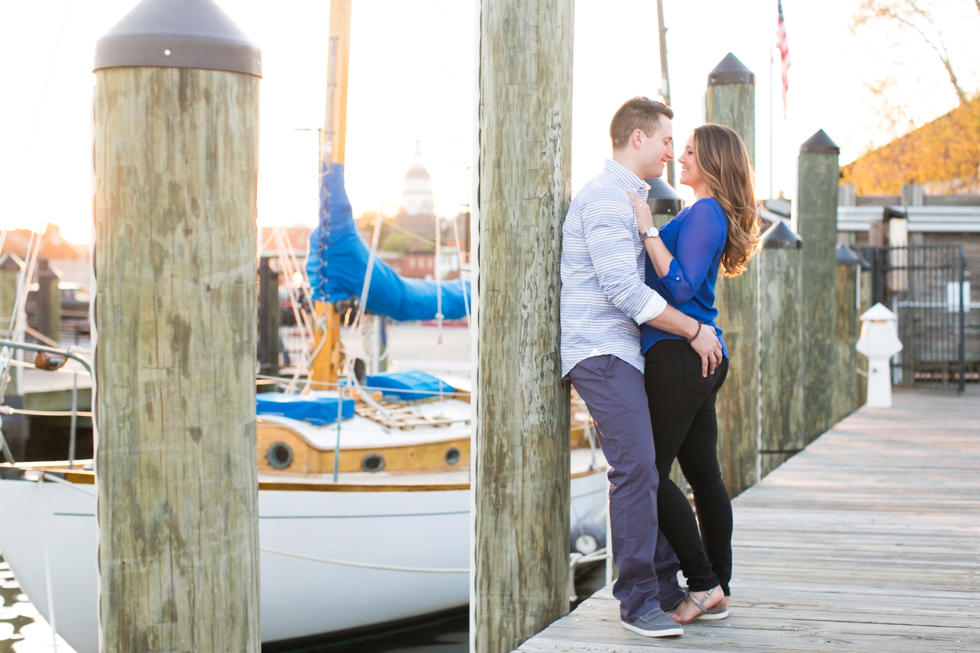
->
<box><xmin>640</xmin><ymin>197</ymin><xmax>729</xmax><ymax>357</ymax></box>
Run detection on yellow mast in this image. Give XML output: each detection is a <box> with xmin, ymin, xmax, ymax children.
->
<box><xmin>310</xmin><ymin>0</ymin><xmax>352</xmax><ymax>388</ymax></box>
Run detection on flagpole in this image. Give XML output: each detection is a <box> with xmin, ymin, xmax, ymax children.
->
<box><xmin>769</xmin><ymin>0</ymin><xmax>774</xmax><ymax>199</ymax></box>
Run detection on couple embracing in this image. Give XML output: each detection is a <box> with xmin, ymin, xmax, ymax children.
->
<box><xmin>560</xmin><ymin>97</ymin><xmax>759</xmax><ymax>637</ymax></box>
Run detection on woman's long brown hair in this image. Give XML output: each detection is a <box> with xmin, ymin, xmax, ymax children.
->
<box><xmin>692</xmin><ymin>123</ymin><xmax>761</xmax><ymax>277</ymax></box>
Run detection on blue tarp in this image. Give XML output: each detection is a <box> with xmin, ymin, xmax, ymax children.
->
<box><xmin>305</xmin><ymin>163</ymin><xmax>471</xmax><ymax>322</ymax></box>
<box><xmin>359</xmin><ymin>371</ymin><xmax>455</xmax><ymax>401</ymax></box>
<box><xmin>256</xmin><ymin>393</ymin><xmax>355</xmax><ymax>426</ymax></box>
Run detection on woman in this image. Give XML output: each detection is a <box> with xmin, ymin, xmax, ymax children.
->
<box><xmin>627</xmin><ymin>123</ymin><xmax>759</xmax><ymax>624</ymax></box>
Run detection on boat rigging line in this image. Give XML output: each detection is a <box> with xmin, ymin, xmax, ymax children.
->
<box><xmin>260</xmin><ymin>545</ymin><xmax>467</xmax><ymax>574</ymax></box>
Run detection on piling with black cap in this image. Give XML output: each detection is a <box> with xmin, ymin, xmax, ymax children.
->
<box><xmin>705</xmin><ymin>53</ymin><xmax>759</xmax><ymax>496</ymax></box>
<box><xmin>92</xmin><ymin>0</ymin><xmax>260</xmax><ymax>650</ymax></box>
<box><xmin>643</xmin><ymin>178</ymin><xmax>689</xmax><ymax>492</ymax></box>
<box><xmin>797</xmin><ymin>130</ymin><xmax>840</xmax><ymax>444</ymax></box>
<box><xmin>832</xmin><ymin>244</ymin><xmax>862</xmax><ymax>424</ymax></box>
<box><xmin>644</xmin><ymin>176</ymin><xmax>685</xmax><ymax>228</ymax></box>
<box><xmin>758</xmin><ymin>222</ymin><xmax>804</xmax><ymax>477</ymax></box>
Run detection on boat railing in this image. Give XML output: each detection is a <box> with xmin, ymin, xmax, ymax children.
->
<box><xmin>0</xmin><ymin>338</ymin><xmax>89</xmax><ymax>469</ymax></box>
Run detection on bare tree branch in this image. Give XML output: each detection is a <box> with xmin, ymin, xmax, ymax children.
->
<box><xmin>853</xmin><ymin>0</ymin><xmax>971</xmax><ymax>106</ymax></box>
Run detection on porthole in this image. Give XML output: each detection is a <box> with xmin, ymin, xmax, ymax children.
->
<box><xmin>362</xmin><ymin>453</ymin><xmax>385</xmax><ymax>473</ymax></box>
<box><xmin>266</xmin><ymin>441</ymin><xmax>293</xmax><ymax>470</ymax></box>
<box><xmin>445</xmin><ymin>447</ymin><xmax>461</xmax><ymax>466</ymax></box>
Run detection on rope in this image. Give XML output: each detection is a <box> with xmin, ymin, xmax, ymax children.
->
<box><xmin>254</xmin><ymin>374</ymin><xmax>469</xmax><ymax>398</ymax></box>
<box><xmin>36</xmin><ymin>475</ymin><xmax>59</xmax><ymax>652</ymax></box>
<box><xmin>41</xmin><ymin>472</ymin><xmax>96</xmax><ymax>497</ymax></box>
<box><xmin>260</xmin><ymin>545</ymin><xmax>467</xmax><ymax>573</ymax></box>
<box><xmin>381</xmin><ymin>220</ymin><xmax>437</xmax><ymax>247</ymax></box>
<box><xmin>1</xmin><ymin>407</ymin><xmax>91</xmax><ymax>418</ymax></box>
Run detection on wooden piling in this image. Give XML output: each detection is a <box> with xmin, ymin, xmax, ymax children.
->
<box><xmin>258</xmin><ymin>257</ymin><xmax>280</xmax><ymax>382</ymax></box>
<box><xmin>92</xmin><ymin>1</ymin><xmax>261</xmax><ymax>650</ymax></box>
<box><xmin>0</xmin><ymin>254</ymin><xmax>24</xmax><ymax>395</ymax></box>
<box><xmin>33</xmin><ymin>259</ymin><xmax>61</xmax><ymax>342</ymax></box>
<box><xmin>474</xmin><ymin>1</ymin><xmax>573</xmax><ymax>651</ymax></box>
<box><xmin>797</xmin><ymin>130</ymin><xmax>840</xmax><ymax>443</ymax></box>
<box><xmin>705</xmin><ymin>53</ymin><xmax>760</xmax><ymax>496</ymax></box>
<box><xmin>833</xmin><ymin>244</ymin><xmax>862</xmax><ymax>424</ymax></box>
<box><xmin>758</xmin><ymin>222</ymin><xmax>804</xmax><ymax>478</ymax></box>
<box><xmin>856</xmin><ymin>265</ymin><xmax>872</xmax><ymax>407</ymax></box>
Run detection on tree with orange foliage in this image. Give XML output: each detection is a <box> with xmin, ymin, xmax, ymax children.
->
<box><xmin>841</xmin><ymin>98</ymin><xmax>980</xmax><ymax>195</ymax></box>
<box><xmin>847</xmin><ymin>0</ymin><xmax>980</xmax><ymax>194</ymax></box>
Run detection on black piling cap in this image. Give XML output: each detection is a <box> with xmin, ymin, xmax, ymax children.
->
<box><xmin>708</xmin><ymin>53</ymin><xmax>755</xmax><ymax>86</ymax></box>
<box><xmin>800</xmin><ymin>129</ymin><xmax>840</xmax><ymax>155</ymax></box>
<box><xmin>836</xmin><ymin>243</ymin><xmax>861</xmax><ymax>266</ymax></box>
<box><xmin>95</xmin><ymin>0</ymin><xmax>261</xmax><ymax>77</ymax></box>
<box><xmin>0</xmin><ymin>253</ymin><xmax>24</xmax><ymax>272</ymax></box>
<box><xmin>643</xmin><ymin>177</ymin><xmax>685</xmax><ymax>217</ymax></box>
<box><xmin>761</xmin><ymin>220</ymin><xmax>802</xmax><ymax>249</ymax></box>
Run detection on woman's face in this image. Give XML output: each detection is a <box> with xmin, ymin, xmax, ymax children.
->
<box><xmin>678</xmin><ymin>133</ymin><xmax>702</xmax><ymax>190</ymax></box>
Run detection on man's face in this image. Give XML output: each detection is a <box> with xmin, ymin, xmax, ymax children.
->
<box><xmin>637</xmin><ymin>114</ymin><xmax>674</xmax><ymax>178</ymax></box>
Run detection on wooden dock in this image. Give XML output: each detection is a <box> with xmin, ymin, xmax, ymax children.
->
<box><xmin>516</xmin><ymin>386</ymin><xmax>980</xmax><ymax>652</ymax></box>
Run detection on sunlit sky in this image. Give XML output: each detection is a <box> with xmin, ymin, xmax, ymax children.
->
<box><xmin>1</xmin><ymin>0</ymin><xmax>976</xmax><ymax>244</ymax></box>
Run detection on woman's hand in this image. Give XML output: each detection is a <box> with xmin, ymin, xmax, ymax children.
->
<box><xmin>626</xmin><ymin>192</ymin><xmax>654</xmax><ymax>234</ymax></box>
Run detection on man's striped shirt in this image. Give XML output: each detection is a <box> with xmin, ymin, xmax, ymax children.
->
<box><xmin>560</xmin><ymin>159</ymin><xmax>668</xmax><ymax>377</ymax></box>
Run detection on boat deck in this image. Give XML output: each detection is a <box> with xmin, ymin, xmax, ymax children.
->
<box><xmin>514</xmin><ymin>386</ymin><xmax>980</xmax><ymax>652</ymax></box>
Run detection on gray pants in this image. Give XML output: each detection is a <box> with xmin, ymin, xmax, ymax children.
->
<box><xmin>568</xmin><ymin>354</ymin><xmax>684</xmax><ymax>620</ymax></box>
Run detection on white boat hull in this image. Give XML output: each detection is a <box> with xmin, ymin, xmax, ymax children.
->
<box><xmin>0</xmin><ymin>471</ymin><xmax>607</xmax><ymax>653</ymax></box>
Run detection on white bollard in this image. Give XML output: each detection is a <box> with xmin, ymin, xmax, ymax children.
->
<box><xmin>856</xmin><ymin>303</ymin><xmax>903</xmax><ymax>408</ymax></box>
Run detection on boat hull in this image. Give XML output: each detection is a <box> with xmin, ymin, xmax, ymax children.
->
<box><xmin>0</xmin><ymin>471</ymin><xmax>607</xmax><ymax>652</ymax></box>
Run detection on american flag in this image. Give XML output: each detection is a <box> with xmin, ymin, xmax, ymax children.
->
<box><xmin>777</xmin><ymin>0</ymin><xmax>791</xmax><ymax>118</ymax></box>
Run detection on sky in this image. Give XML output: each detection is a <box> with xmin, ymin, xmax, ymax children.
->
<box><xmin>0</xmin><ymin>0</ymin><xmax>975</xmax><ymax>245</ymax></box>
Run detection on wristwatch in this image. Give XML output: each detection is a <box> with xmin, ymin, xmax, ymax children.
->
<box><xmin>641</xmin><ymin>226</ymin><xmax>660</xmax><ymax>241</ymax></box>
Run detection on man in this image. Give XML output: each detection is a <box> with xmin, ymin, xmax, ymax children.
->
<box><xmin>561</xmin><ymin>97</ymin><xmax>723</xmax><ymax>637</ymax></box>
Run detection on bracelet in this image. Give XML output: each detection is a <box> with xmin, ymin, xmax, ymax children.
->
<box><xmin>686</xmin><ymin>320</ymin><xmax>704</xmax><ymax>345</ymax></box>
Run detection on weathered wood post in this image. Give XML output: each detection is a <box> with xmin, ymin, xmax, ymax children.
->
<box><xmin>833</xmin><ymin>244</ymin><xmax>862</xmax><ymax>424</ymax></box>
<box><xmin>758</xmin><ymin>222</ymin><xmax>804</xmax><ymax>478</ymax></box>
<box><xmin>33</xmin><ymin>259</ymin><xmax>62</xmax><ymax>342</ymax></box>
<box><xmin>0</xmin><ymin>253</ymin><xmax>28</xmax><ymax>457</ymax></box>
<box><xmin>797</xmin><ymin>130</ymin><xmax>840</xmax><ymax>443</ymax></box>
<box><xmin>93</xmin><ymin>1</ymin><xmax>261</xmax><ymax>650</ymax></box>
<box><xmin>856</xmin><ymin>259</ymin><xmax>872</xmax><ymax>406</ymax></box>
<box><xmin>474</xmin><ymin>1</ymin><xmax>573</xmax><ymax>651</ymax></box>
<box><xmin>258</xmin><ymin>257</ymin><xmax>280</xmax><ymax>384</ymax></box>
<box><xmin>705</xmin><ymin>53</ymin><xmax>759</xmax><ymax>496</ymax></box>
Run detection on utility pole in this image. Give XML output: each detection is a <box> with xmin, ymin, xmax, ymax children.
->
<box><xmin>656</xmin><ymin>0</ymin><xmax>675</xmax><ymax>187</ymax></box>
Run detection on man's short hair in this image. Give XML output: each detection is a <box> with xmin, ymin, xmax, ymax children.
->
<box><xmin>610</xmin><ymin>97</ymin><xmax>674</xmax><ymax>149</ymax></box>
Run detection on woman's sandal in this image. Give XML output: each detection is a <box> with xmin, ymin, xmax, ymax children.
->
<box><xmin>689</xmin><ymin>590</ymin><xmax>730</xmax><ymax>622</ymax></box>
<box><xmin>691</xmin><ymin>596</ymin><xmax>729</xmax><ymax>621</ymax></box>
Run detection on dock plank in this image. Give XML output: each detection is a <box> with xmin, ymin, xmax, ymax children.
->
<box><xmin>515</xmin><ymin>387</ymin><xmax>980</xmax><ymax>652</ymax></box>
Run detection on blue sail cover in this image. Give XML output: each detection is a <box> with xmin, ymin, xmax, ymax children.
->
<box><xmin>306</xmin><ymin>162</ymin><xmax>471</xmax><ymax>321</ymax></box>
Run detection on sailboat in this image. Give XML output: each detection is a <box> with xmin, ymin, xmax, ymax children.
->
<box><xmin>0</xmin><ymin>1</ymin><xmax>608</xmax><ymax>651</ymax></box>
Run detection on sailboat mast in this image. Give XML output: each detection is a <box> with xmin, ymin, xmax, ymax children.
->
<box><xmin>322</xmin><ymin>0</ymin><xmax>351</xmax><ymax>168</ymax></box>
<box><xmin>310</xmin><ymin>0</ymin><xmax>352</xmax><ymax>388</ymax></box>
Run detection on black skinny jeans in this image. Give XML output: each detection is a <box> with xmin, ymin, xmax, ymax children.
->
<box><xmin>644</xmin><ymin>339</ymin><xmax>732</xmax><ymax>595</ymax></box>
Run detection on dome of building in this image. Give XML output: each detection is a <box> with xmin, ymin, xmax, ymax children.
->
<box><xmin>402</xmin><ymin>140</ymin><xmax>434</xmax><ymax>216</ymax></box>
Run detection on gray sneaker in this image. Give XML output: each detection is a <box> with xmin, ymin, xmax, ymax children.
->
<box><xmin>621</xmin><ymin>607</ymin><xmax>684</xmax><ymax>638</ymax></box>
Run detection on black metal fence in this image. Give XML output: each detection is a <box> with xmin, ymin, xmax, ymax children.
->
<box><xmin>857</xmin><ymin>244</ymin><xmax>966</xmax><ymax>393</ymax></box>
